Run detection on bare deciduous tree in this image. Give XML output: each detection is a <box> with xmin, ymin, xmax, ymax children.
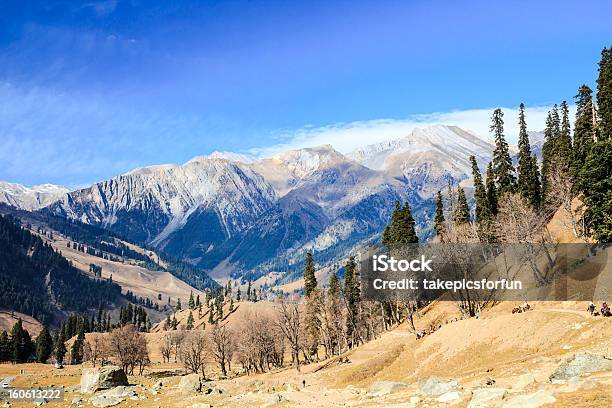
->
<box><xmin>108</xmin><ymin>325</ymin><xmax>150</xmax><ymax>375</ymax></box>
<box><xmin>83</xmin><ymin>333</ymin><xmax>108</xmax><ymax>367</ymax></box>
<box><xmin>209</xmin><ymin>323</ymin><xmax>234</xmax><ymax>377</ymax></box>
<box><xmin>180</xmin><ymin>331</ymin><xmax>207</xmax><ymax>377</ymax></box>
<box><xmin>276</xmin><ymin>300</ymin><xmax>302</xmax><ymax>372</ymax></box>
<box><xmin>159</xmin><ymin>333</ymin><xmax>172</xmax><ymax>364</ymax></box>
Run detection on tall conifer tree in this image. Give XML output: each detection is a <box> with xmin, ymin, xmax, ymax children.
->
<box><xmin>485</xmin><ymin>162</ymin><xmax>498</xmax><ymax>216</ymax></box>
<box><xmin>35</xmin><ymin>327</ymin><xmax>52</xmax><ymax>363</ymax></box>
<box><xmin>571</xmin><ymin>85</ymin><xmax>596</xmax><ymax>182</ymax></box>
<box><xmin>434</xmin><ymin>191</ymin><xmax>445</xmax><ymax>238</ymax></box>
<box><xmin>453</xmin><ymin>187</ymin><xmax>471</xmax><ymax>225</ymax></box>
<box><xmin>516</xmin><ymin>103</ymin><xmax>541</xmax><ymax>207</ymax></box>
<box><xmin>490</xmin><ymin>109</ymin><xmax>516</xmax><ymax>195</ymax></box>
<box><xmin>579</xmin><ymin>47</ymin><xmax>612</xmax><ymax>242</ymax></box>
<box><xmin>597</xmin><ymin>46</ymin><xmax>612</xmax><ymax>140</ymax></box>
<box><xmin>303</xmin><ymin>251</ymin><xmax>317</xmax><ymax>297</ymax></box>
<box><xmin>470</xmin><ymin>156</ymin><xmax>490</xmax><ymax>223</ymax></box>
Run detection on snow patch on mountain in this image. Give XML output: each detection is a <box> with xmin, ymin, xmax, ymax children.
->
<box><xmin>0</xmin><ymin>182</ymin><xmax>69</xmax><ymax>211</ymax></box>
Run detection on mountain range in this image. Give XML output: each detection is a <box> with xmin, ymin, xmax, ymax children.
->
<box><xmin>0</xmin><ymin>125</ymin><xmax>542</xmax><ymax>283</ymax></box>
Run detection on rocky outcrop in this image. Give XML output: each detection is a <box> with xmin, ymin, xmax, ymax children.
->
<box><xmin>468</xmin><ymin>388</ymin><xmax>507</xmax><ymax>408</ymax></box>
<box><xmin>80</xmin><ymin>366</ymin><xmax>129</xmax><ymax>394</ymax></box>
<box><xmin>177</xmin><ymin>374</ymin><xmax>203</xmax><ymax>394</ymax></box>
<box><xmin>502</xmin><ymin>390</ymin><xmax>556</xmax><ymax>408</ymax></box>
<box><xmin>419</xmin><ymin>377</ymin><xmax>459</xmax><ymax>397</ymax></box>
<box><xmin>549</xmin><ymin>352</ymin><xmax>612</xmax><ymax>383</ymax></box>
<box><xmin>89</xmin><ymin>386</ymin><xmax>137</xmax><ymax>408</ymax></box>
<box><xmin>367</xmin><ymin>381</ymin><xmax>409</xmax><ymax>396</ymax></box>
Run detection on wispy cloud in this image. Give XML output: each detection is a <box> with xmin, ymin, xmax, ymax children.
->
<box><xmin>0</xmin><ymin>81</ymin><xmax>576</xmax><ymax>189</ymax></box>
<box><xmin>249</xmin><ymin>105</ymin><xmax>576</xmax><ymax>158</ymax></box>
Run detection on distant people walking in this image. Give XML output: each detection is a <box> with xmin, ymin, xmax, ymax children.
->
<box><xmin>587</xmin><ymin>302</ymin><xmax>596</xmax><ymax>315</ymax></box>
<box><xmin>601</xmin><ymin>302</ymin><xmax>611</xmax><ymax>317</ymax></box>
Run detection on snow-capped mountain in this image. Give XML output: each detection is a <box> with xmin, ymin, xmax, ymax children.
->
<box><xmin>2</xmin><ymin>124</ymin><xmax>520</xmax><ymax>282</ymax></box>
<box><xmin>49</xmin><ymin>158</ymin><xmax>277</xmax><ymax>259</ymax></box>
<box><xmin>0</xmin><ymin>182</ymin><xmax>69</xmax><ymax>211</ymax></box>
<box><xmin>347</xmin><ymin>125</ymin><xmax>494</xmax><ymax>199</ymax></box>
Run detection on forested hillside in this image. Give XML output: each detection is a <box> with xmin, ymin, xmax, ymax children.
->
<box><xmin>0</xmin><ymin>214</ymin><xmax>122</xmax><ymax>325</ymax></box>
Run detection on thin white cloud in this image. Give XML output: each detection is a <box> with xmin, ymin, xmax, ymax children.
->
<box><xmin>249</xmin><ymin>105</ymin><xmax>576</xmax><ymax>158</ymax></box>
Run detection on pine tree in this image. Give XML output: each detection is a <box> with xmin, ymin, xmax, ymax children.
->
<box><xmin>0</xmin><ymin>331</ymin><xmax>10</xmax><ymax>361</ymax></box>
<box><xmin>246</xmin><ymin>281</ymin><xmax>252</xmax><ymax>301</ymax></box>
<box><xmin>558</xmin><ymin>100</ymin><xmax>573</xmax><ymax>170</ymax></box>
<box><xmin>434</xmin><ymin>191</ymin><xmax>446</xmax><ymax>238</ymax></box>
<box><xmin>188</xmin><ymin>291</ymin><xmax>195</xmax><ymax>310</ymax></box>
<box><xmin>70</xmin><ymin>330</ymin><xmax>85</xmax><ymax>364</ymax></box>
<box><xmin>343</xmin><ymin>256</ymin><xmax>359</xmax><ymax>347</ymax></box>
<box><xmin>226</xmin><ymin>281</ymin><xmax>232</xmax><ymax>298</ymax></box>
<box><xmin>578</xmin><ymin>47</ymin><xmax>612</xmax><ymax>242</ymax></box>
<box><xmin>516</xmin><ymin>104</ymin><xmax>541</xmax><ymax>207</ymax></box>
<box><xmin>53</xmin><ymin>332</ymin><xmax>67</xmax><ymax>365</ymax></box>
<box><xmin>10</xmin><ymin>319</ymin><xmax>33</xmax><ymax>363</ymax></box>
<box><xmin>470</xmin><ymin>156</ymin><xmax>491</xmax><ymax>223</ymax></box>
<box><xmin>453</xmin><ymin>187</ymin><xmax>470</xmax><ymax>225</ymax></box>
<box><xmin>399</xmin><ymin>203</ymin><xmax>419</xmax><ymax>244</ymax></box>
<box><xmin>35</xmin><ymin>327</ymin><xmax>52</xmax><ymax>363</ymax></box>
<box><xmin>236</xmin><ymin>287</ymin><xmax>241</xmax><ymax>301</ymax></box>
<box><xmin>329</xmin><ymin>271</ymin><xmax>340</xmax><ymax>298</ymax></box>
<box><xmin>208</xmin><ymin>305</ymin><xmax>214</xmax><ymax>324</ymax></box>
<box><xmin>578</xmin><ymin>140</ymin><xmax>612</xmax><ymax>242</ymax></box>
<box><xmin>176</xmin><ymin>298</ymin><xmax>182</xmax><ymax>311</ymax></box>
<box><xmin>303</xmin><ymin>251</ymin><xmax>317</xmax><ymax>297</ymax></box>
<box><xmin>571</xmin><ymin>85</ymin><xmax>596</xmax><ymax>182</ymax></box>
<box><xmin>485</xmin><ymin>162</ymin><xmax>498</xmax><ymax>216</ymax></box>
<box><xmin>597</xmin><ymin>46</ymin><xmax>612</xmax><ymax>140</ymax></box>
<box><xmin>186</xmin><ymin>311</ymin><xmax>194</xmax><ymax>330</ymax></box>
<box><xmin>490</xmin><ymin>108</ymin><xmax>516</xmax><ymax>195</ymax></box>
<box><xmin>217</xmin><ymin>299</ymin><xmax>223</xmax><ymax>320</ymax></box>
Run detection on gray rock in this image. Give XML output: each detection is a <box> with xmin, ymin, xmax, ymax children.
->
<box><xmin>549</xmin><ymin>352</ymin><xmax>612</xmax><ymax>383</ymax></box>
<box><xmin>437</xmin><ymin>391</ymin><xmax>462</xmax><ymax>403</ymax></box>
<box><xmin>468</xmin><ymin>388</ymin><xmax>507</xmax><ymax>408</ymax></box>
<box><xmin>205</xmin><ymin>387</ymin><xmax>224</xmax><ymax>395</ymax></box>
<box><xmin>96</xmin><ymin>386</ymin><xmax>137</xmax><ymax>399</ymax></box>
<box><xmin>502</xmin><ymin>390</ymin><xmax>556</xmax><ymax>408</ymax></box>
<box><xmin>178</xmin><ymin>374</ymin><xmax>203</xmax><ymax>394</ymax></box>
<box><xmin>266</xmin><ymin>393</ymin><xmax>285</xmax><ymax>405</ymax></box>
<box><xmin>89</xmin><ymin>395</ymin><xmax>122</xmax><ymax>408</ymax></box>
<box><xmin>190</xmin><ymin>404</ymin><xmax>212</xmax><ymax>408</ymax></box>
<box><xmin>33</xmin><ymin>399</ymin><xmax>48</xmax><ymax>406</ymax></box>
<box><xmin>80</xmin><ymin>366</ymin><xmax>129</xmax><ymax>394</ymax></box>
<box><xmin>88</xmin><ymin>386</ymin><xmax>137</xmax><ymax>408</ymax></box>
<box><xmin>419</xmin><ymin>377</ymin><xmax>459</xmax><ymax>396</ymax></box>
<box><xmin>511</xmin><ymin>373</ymin><xmax>536</xmax><ymax>392</ymax></box>
<box><xmin>367</xmin><ymin>381</ymin><xmax>409</xmax><ymax>397</ymax></box>
<box><xmin>69</xmin><ymin>397</ymin><xmax>82</xmax><ymax>408</ymax></box>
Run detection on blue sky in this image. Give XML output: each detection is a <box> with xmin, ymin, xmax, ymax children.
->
<box><xmin>0</xmin><ymin>0</ymin><xmax>611</xmax><ymax>188</ymax></box>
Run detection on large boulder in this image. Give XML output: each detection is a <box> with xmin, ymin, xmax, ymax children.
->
<box><xmin>367</xmin><ymin>381</ymin><xmax>409</xmax><ymax>396</ymax></box>
<box><xmin>549</xmin><ymin>352</ymin><xmax>612</xmax><ymax>383</ymax></box>
<box><xmin>502</xmin><ymin>390</ymin><xmax>556</xmax><ymax>408</ymax></box>
<box><xmin>178</xmin><ymin>374</ymin><xmax>203</xmax><ymax>394</ymax></box>
<box><xmin>510</xmin><ymin>373</ymin><xmax>536</xmax><ymax>392</ymax></box>
<box><xmin>468</xmin><ymin>388</ymin><xmax>507</xmax><ymax>408</ymax></box>
<box><xmin>419</xmin><ymin>377</ymin><xmax>459</xmax><ymax>397</ymax></box>
<box><xmin>80</xmin><ymin>366</ymin><xmax>129</xmax><ymax>394</ymax></box>
<box><xmin>88</xmin><ymin>385</ymin><xmax>137</xmax><ymax>408</ymax></box>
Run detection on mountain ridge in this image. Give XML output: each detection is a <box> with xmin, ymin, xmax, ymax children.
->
<box><xmin>0</xmin><ymin>125</ymin><xmax>540</xmax><ymax>283</ymax></box>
